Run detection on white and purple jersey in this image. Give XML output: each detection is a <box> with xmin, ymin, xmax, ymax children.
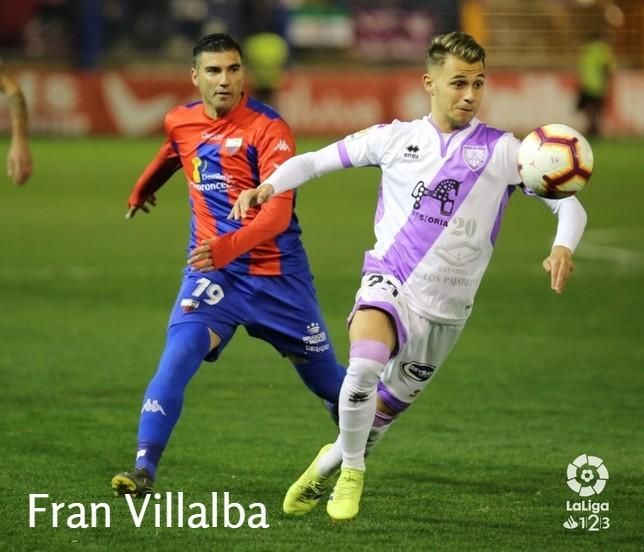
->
<box><xmin>267</xmin><ymin>116</ymin><xmax>586</xmax><ymax>323</ymax></box>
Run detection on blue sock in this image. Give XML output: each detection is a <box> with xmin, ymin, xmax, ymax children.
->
<box><xmin>293</xmin><ymin>357</ymin><xmax>345</xmax><ymax>404</ymax></box>
<box><xmin>134</xmin><ymin>322</ymin><xmax>211</xmax><ymax>479</ymax></box>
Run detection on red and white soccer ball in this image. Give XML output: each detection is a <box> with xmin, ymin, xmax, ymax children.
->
<box><xmin>518</xmin><ymin>124</ymin><xmax>594</xmax><ymax>199</ymax></box>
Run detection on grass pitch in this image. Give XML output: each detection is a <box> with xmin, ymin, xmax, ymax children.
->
<box><xmin>1</xmin><ymin>137</ymin><xmax>643</xmax><ymax>551</ymax></box>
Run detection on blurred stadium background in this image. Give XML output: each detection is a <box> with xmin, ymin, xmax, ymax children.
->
<box><xmin>0</xmin><ymin>0</ymin><xmax>643</xmax><ymax>136</ymax></box>
<box><xmin>2</xmin><ymin>1</ymin><xmax>643</xmax><ymax>550</ymax></box>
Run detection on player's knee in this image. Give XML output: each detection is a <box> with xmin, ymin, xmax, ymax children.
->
<box><xmin>167</xmin><ymin>323</ymin><xmax>211</xmax><ymax>356</ymax></box>
<box><xmin>376</xmin><ymin>381</ymin><xmax>410</xmax><ymax>417</ymax></box>
<box><xmin>346</xmin><ymin>357</ymin><xmax>385</xmax><ymax>390</ymax></box>
<box><xmin>154</xmin><ymin>323</ymin><xmax>211</xmax><ymax>384</ymax></box>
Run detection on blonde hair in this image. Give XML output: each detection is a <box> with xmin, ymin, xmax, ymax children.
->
<box><xmin>425</xmin><ymin>32</ymin><xmax>486</xmax><ymax>69</ymax></box>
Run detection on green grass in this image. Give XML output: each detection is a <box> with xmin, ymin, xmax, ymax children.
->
<box><xmin>1</xmin><ymin>137</ymin><xmax>643</xmax><ymax>551</ymax></box>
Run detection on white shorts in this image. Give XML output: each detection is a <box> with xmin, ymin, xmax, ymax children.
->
<box><xmin>350</xmin><ymin>272</ymin><xmax>465</xmax><ymax>406</ymax></box>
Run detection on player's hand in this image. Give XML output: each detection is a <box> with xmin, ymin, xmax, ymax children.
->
<box><xmin>187</xmin><ymin>239</ymin><xmax>215</xmax><ymax>272</ymax></box>
<box><xmin>7</xmin><ymin>138</ymin><xmax>32</xmax><ymax>186</ymax></box>
<box><xmin>228</xmin><ymin>183</ymin><xmax>275</xmax><ymax>220</ymax></box>
<box><xmin>125</xmin><ymin>195</ymin><xmax>157</xmax><ymax>219</ymax></box>
<box><xmin>542</xmin><ymin>245</ymin><xmax>574</xmax><ymax>294</ymax></box>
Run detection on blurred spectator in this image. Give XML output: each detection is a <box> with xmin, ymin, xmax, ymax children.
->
<box><xmin>244</xmin><ymin>32</ymin><xmax>289</xmax><ymax>106</ymax></box>
<box><xmin>241</xmin><ymin>1</ymin><xmax>290</xmax><ymax>106</ymax></box>
<box><xmin>0</xmin><ymin>61</ymin><xmax>32</xmax><ymax>186</ymax></box>
<box><xmin>576</xmin><ymin>31</ymin><xmax>617</xmax><ymax>138</ymax></box>
<box><xmin>23</xmin><ymin>0</ymin><xmax>74</xmax><ymax>61</ymax></box>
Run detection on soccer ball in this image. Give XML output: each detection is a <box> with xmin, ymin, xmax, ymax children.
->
<box><xmin>517</xmin><ymin>124</ymin><xmax>594</xmax><ymax>199</ymax></box>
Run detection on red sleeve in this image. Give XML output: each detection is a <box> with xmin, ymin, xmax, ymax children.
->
<box><xmin>127</xmin><ymin>111</ymin><xmax>182</xmax><ymax>206</ymax></box>
<box><xmin>208</xmin><ymin>191</ymin><xmax>294</xmax><ymax>269</ymax></box>
<box><xmin>207</xmin><ymin>118</ymin><xmax>296</xmax><ymax>268</ymax></box>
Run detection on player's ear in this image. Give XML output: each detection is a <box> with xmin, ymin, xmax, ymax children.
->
<box><xmin>191</xmin><ymin>67</ymin><xmax>198</xmax><ymax>87</ymax></box>
<box><xmin>423</xmin><ymin>73</ymin><xmax>434</xmax><ymax>96</ymax></box>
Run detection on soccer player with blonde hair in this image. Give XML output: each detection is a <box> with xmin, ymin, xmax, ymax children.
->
<box><xmin>231</xmin><ymin>32</ymin><xmax>587</xmax><ymax>521</ymax></box>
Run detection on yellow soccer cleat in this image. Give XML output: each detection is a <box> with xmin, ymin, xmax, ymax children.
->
<box><xmin>326</xmin><ymin>467</ymin><xmax>365</xmax><ymax>521</ymax></box>
<box><xmin>111</xmin><ymin>468</ymin><xmax>154</xmax><ymax>497</ymax></box>
<box><xmin>283</xmin><ymin>444</ymin><xmax>337</xmax><ymax>515</ymax></box>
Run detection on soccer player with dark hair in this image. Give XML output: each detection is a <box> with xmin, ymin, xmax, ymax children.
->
<box><xmin>0</xmin><ymin>60</ymin><xmax>32</xmax><ymax>186</ymax></box>
<box><xmin>111</xmin><ymin>33</ymin><xmax>345</xmax><ymax>496</ymax></box>
<box><xmin>232</xmin><ymin>32</ymin><xmax>588</xmax><ymax>521</ymax></box>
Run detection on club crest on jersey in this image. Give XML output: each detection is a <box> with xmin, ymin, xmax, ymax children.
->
<box><xmin>462</xmin><ymin>145</ymin><xmax>487</xmax><ymax>171</ymax></box>
<box><xmin>225</xmin><ymin>137</ymin><xmax>243</xmax><ymax>155</ymax></box>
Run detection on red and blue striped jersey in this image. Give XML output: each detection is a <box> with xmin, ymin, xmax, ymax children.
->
<box><xmin>129</xmin><ymin>95</ymin><xmax>309</xmax><ymax>276</ymax></box>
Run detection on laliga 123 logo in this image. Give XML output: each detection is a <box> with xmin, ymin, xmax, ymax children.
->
<box><xmin>566</xmin><ymin>454</ymin><xmax>609</xmax><ymax>496</ymax></box>
<box><xmin>563</xmin><ymin>454</ymin><xmax>610</xmax><ymax>532</ymax></box>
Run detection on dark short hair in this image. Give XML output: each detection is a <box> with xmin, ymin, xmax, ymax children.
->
<box><xmin>425</xmin><ymin>32</ymin><xmax>486</xmax><ymax>69</ymax></box>
<box><xmin>193</xmin><ymin>33</ymin><xmax>243</xmax><ymax>66</ymax></box>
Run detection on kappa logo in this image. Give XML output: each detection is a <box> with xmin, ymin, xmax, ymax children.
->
<box><xmin>274</xmin><ymin>139</ymin><xmax>291</xmax><ymax>152</ymax></box>
<box><xmin>136</xmin><ymin>449</ymin><xmax>147</xmax><ymax>460</ymax></box>
<box><xmin>141</xmin><ymin>399</ymin><xmax>167</xmax><ymax>416</ymax></box>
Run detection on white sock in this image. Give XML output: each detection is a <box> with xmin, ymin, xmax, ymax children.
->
<box><xmin>316</xmin><ymin>440</ymin><xmax>342</xmax><ymax>477</ymax></box>
<box><xmin>338</xmin><ymin>357</ymin><xmax>384</xmax><ymax>471</ymax></box>
<box><xmin>317</xmin><ymin>409</ymin><xmax>396</xmax><ymax>476</ymax></box>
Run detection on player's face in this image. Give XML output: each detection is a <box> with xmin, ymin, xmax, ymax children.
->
<box><xmin>423</xmin><ymin>55</ymin><xmax>485</xmax><ymax>133</ymax></box>
<box><xmin>192</xmin><ymin>50</ymin><xmax>245</xmax><ymax>118</ymax></box>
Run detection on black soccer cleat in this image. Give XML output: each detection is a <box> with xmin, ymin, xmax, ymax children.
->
<box><xmin>111</xmin><ymin>468</ymin><xmax>154</xmax><ymax>497</ymax></box>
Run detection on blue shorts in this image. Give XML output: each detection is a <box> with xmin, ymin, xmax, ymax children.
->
<box><xmin>168</xmin><ymin>269</ymin><xmax>338</xmax><ymax>363</ymax></box>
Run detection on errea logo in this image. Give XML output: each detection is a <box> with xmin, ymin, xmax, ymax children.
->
<box><xmin>403</xmin><ymin>144</ymin><xmax>420</xmax><ymax>160</ymax></box>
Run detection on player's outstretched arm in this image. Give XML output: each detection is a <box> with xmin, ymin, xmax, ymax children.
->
<box><xmin>229</xmin><ymin>142</ymin><xmax>346</xmax><ymax>220</ymax></box>
<box><xmin>125</xmin><ymin>140</ymin><xmax>181</xmax><ymax>219</ymax></box>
